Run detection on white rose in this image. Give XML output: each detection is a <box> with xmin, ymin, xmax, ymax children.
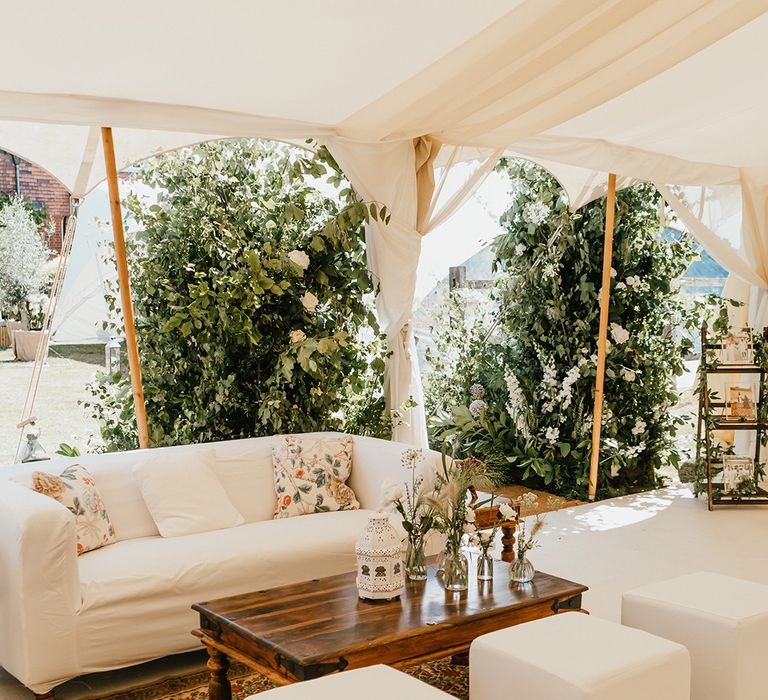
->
<box><xmin>463</xmin><ymin>522</ymin><xmax>477</xmax><ymax>535</ymax></box>
<box><xmin>499</xmin><ymin>503</ymin><xmax>517</xmax><ymax>521</ymax></box>
<box><xmin>380</xmin><ymin>478</ymin><xmax>404</xmax><ymax>508</ymax></box>
<box><xmin>287</xmin><ymin>249</ymin><xmax>310</xmax><ymax>270</ymax></box>
<box><xmin>515</xmin><ymin>243</ymin><xmax>526</xmax><ymax>256</ymax></box>
<box><xmin>289</xmin><ymin>329</ymin><xmax>306</xmax><ymax>344</ymax></box>
<box><xmin>610</xmin><ymin>323</ymin><xmax>630</xmax><ymax>344</ymax></box>
<box><xmin>300</xmin><ymin>291</ymin><xmax>319</xmax><ymax>313</ymax></box>
<box><xmin>622</xmin><ymin>368</ymin><xmax>636</xmax><ymax>382</ymax></box>
<box><xmin>610</xmin><ymin>267</ymin><xmax>617</xmax><ymax>278</ymax></box>
<box><xmin>616</xmin><ymin>281</ymin><xmax>626</xmax><ymax>290</ymax></box>
<box><xmin>465</xmin><ymin>506</ymin><xmax>477</xmax><ymax>523</ymax></box>
<box><xmin>479</xmin><ymin>530</ymin><xmax>494</xmax><ymax>544</ymax></box>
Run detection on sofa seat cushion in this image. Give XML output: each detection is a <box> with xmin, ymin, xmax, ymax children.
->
<box><xmin>72</xmin><ymin>509</ymin><xmax>378</xmax><ymax>675</ymax></box>
<box><xmin>77</xmin><ymin>508</ymin><xmax>376</xmax><ymax>613</ymax></box>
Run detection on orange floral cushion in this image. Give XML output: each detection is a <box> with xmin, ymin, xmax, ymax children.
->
<box><xmin>272</xmin><ymin>435</ymin><xmax>359</xmax><ymax>518</ymax></box>
<box><xmin>32</xmin><ymin>464</ymin><xmax>116</xmax><ymax>555</ymax></box>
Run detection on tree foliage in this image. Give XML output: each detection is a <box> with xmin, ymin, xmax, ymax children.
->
<box><xmin>0</xmin><ymin>194</ymin><xmax>52</xmax><ymax>320</ymax></box>
<box><xmin>428</xmin><ymin>159</ymin><xmax>700</xmax><ymax>499</ymax></box>
<box><xmin>85</xmin><ymin>140</ymin><xmax>388</xmax><ymax>450</ymax></box>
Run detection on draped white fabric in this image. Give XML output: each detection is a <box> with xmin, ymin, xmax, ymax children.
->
<box><xmin>739</xmin><ymin>169</ymin><xmax>768</xmax><ymax>329</ymax></box>
<box><xmin>327</xmin><ymin>139</ymin><xmax>499</xmax><ymax>446</ymax></box>
<box><xmin>3</xmin><ymin>0</ymin><xmax>768</xmax><ymax>451</ymax></box>
<box><xmin>656</xmin><ymin>184</ymin><xmax>767</xmax><ymax>290</ymax></box>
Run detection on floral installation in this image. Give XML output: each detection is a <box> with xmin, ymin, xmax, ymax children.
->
<box><xmin>427</xmin><ymin>158</ymin><xmax>702</xmax><ymax>499</ymax></box>
<box><xmin>84</xmin><ymin>140</ymin><xmax>391</xmax><ymax>450</ymax></box>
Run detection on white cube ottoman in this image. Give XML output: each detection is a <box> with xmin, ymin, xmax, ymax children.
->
<box><xmin>622</xmin><ymin>571</ymin><xmax>768</xmax><ymax>700</ymax></box>
<box><xmin>470</xmin><ymin>612</ymin><xmax>690</xmax><ymax>700</ymax></box>
<box><xmin>245</xmin><ymin>664</ymin><xmax>454</xmax><ymax>699</ymax></box>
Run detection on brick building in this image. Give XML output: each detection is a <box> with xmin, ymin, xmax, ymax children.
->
<box><xmin>0</xmin><ymin>149</ymin><xmax>71</xmax><ymax>253</ymax></box>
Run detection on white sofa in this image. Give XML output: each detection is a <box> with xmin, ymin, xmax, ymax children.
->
<box><xmin>0</xmin><ymin>432</ymin><xmax>433</xmax><ymax>696</ymax></box>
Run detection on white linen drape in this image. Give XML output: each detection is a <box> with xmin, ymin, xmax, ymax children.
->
<box><xmin>326</xmin><ymin>137</ymin><xmax>500</xmax><ymax>446</ymax></box>
<box><xmin>656</xmin><ymin>183</ymin><xmax>767</xmax><ymax>291</ymax></box>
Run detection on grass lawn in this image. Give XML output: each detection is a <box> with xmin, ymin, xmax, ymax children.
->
<box><xmin>0</xmin><ymin>345</ymin><xmax>102</xmax><ymax>465</ymax></box>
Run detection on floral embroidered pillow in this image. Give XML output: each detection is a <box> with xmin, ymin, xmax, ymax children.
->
<box><xmin>32</xmin><ymin>464</ymin><xmax>116</xmax><ymax>555</ymax></box>
<box><xmin>273</xmin><ymin>435</ymin><xmax>360</xmax><ymax>518</ymax></box>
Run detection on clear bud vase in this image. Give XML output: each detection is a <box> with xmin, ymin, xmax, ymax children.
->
<box><xmin>435</xmin><ymin>548</ymin><xmax>447</xmax><ymax>575</ymax></box>
<box><xmin>405</xmin><ymin>535</ymin><xmax>427</xmax><ymax>581</ymax></box>
<box><xmin>509</xmin><ymin>555</ymin><xmax>535</xmax><ymax>583</ymax></box>
<box><xmin>443</xmin><ymin>542</ymin><xmax>469</xmax><ymax>591</ymax></box>
<box><xmin>477</xmin><ymin>552</ymin><xmax>494</xmax><ymax>581</ymax></box>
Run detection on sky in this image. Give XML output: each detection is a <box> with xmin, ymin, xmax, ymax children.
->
<box><xmin>415</xmin><ymin>169</ymin><xmax>509</xmax><ymax>301</ymax></box>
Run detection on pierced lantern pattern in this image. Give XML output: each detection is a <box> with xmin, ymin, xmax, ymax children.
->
<box><xmin>355</xmin><ymin>512</ymin><xmax>405</xmax><ymax>601</ymax></box>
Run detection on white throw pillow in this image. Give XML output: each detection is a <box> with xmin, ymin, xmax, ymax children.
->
<box><xmin>132</xmin><ymin>447</ymin><xmax>244</xmax><ymax>537</ymax></box>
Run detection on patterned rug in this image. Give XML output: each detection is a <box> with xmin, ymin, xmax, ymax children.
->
<box><xmin>85</xmin><ymin>658</ymin><xmax>468</xmax><ymax>700</ymax></box>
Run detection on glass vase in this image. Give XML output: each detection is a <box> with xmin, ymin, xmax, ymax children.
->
<box><xmin>443</xmin><ymin>543</ymin><xmax>469</xmax><ymax>591</ymax></box>
<box><xmin>509</xmin><ymin>555</ymin><xmax>535</xmax><ymax>584</ymax></box>
<box><xmin>435</xmin><ymin>547</ymin><xmax>447</xmax><ymax>575</ymax></box>
<box><xmin>477</xmin><ymin>552</ymin><xmax>494</xmax><ymax>581</ymax></box>
<box><xmin>405</xmin><ymin>536</ymin><xmax>427</xmax><ymax>581</ymax></box>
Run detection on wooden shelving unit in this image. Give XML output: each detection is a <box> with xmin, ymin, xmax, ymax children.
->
<box><xmin>696</xmin><ymin>323</ymin><xmax>768</xmax><ymax>510</ymax></box>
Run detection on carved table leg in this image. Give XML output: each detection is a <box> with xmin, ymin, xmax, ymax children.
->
<box><xmin>500</xmin><ymin>519</ymin><xmax>518</xmax><ymax>562</ymax></box>
<box><xmin>451</xmin><ymin>651</ymin><xmax>469</xmax><ymax>666</ymax></box>
<box><xmin>207</xmin><ymin>646</ymin><xmax>232</xmax><ymax>700</ymax></box>
<box><xmin>34</xmin><ymin>693</ymin><xmax>55</xmax><ymax>699</ymax></box>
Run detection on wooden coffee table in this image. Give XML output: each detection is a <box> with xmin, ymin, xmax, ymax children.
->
<box><xmin>192</xmin><ymin>559</ymin><xmax>587</xmax><ymax>699</ymax></box>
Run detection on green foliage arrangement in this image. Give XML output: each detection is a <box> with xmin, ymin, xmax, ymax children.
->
<box><xmin>85</xmin><ymin>140</ymin><xmax>389</xmax><ymax>450</ymax></box>
<box><xmin>428</xmin><ymin>159</ymin><xmax>702</xmax><ymax>499</ymax></box>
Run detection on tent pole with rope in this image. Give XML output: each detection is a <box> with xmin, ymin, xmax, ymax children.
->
<box><xmin>100</xmin><ymin>126</ymin><xmax>149</xmax><ymax>450</ymax></box>
<box><xmin>588</xmin><ymin>173</ymin><xmax>617</xmax><ymax>501</ymax></box>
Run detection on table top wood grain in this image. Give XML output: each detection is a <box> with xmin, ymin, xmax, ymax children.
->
<box><xmin>193</xmin><ymin>559</ymin><xmax>588</xmax><ymax>683</ymax></box>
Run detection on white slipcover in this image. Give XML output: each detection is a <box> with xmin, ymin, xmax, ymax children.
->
<box><xmin>249</xmin><ymin>664</ymin><xmax>453</xmax><ymax>699</ymax></box>
<box><xmin>0</xmin><ymin>432</ymin><xmax>433</xmax><ymax>695</ymax></box>
<box><xmin>470</xmin><ymin>612</ymin><xmax>690</xmax><ymax>700</ymax></box>
<box><xmin>622</xmin><ymin>571</ymin><xmax>768</xmax><ymax>700</ymax></box>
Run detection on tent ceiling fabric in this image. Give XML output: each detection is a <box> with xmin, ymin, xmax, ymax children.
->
<box><xmin>0</xmin><ymin>1</ymin><xmax>767</xmax><ymax>195</ymax></box>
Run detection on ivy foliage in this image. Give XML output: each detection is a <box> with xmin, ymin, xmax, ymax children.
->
<box><xmin>85</xmin><ymin>139</ymin><xmax>389</xmax><ymax>450</ymax></box>
<box><xmin>428</xmin><ymin>159</ymin><xmax>702</xmax><ymax>499</ymax></box>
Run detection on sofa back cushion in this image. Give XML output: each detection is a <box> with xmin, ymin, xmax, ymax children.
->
<box><xmin>348</xmin><ymin>436</ymin><xmax>443</xmax><ymax>511</ymax></box>
<box><xmin>133</xmin><ymin>447</ymin><xmax>244</xmax><ymax>537</ymax></box>
<box><xmin>2</xmin><ymin>432</ymin><xmax>423</xmax><ymax>541</ymax></box>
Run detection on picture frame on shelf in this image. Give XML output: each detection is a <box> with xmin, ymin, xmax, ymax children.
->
<box><xmin>722</xmin><ymin>455</ymin><xmax>755</xmax><ymax>493</ymax></box>
<box><xmin>720</xmin><ymin>328</ymin><xmax>754</xmax><ymax>365</ymax></box>
<box><xmin>723</xmin><ymin>383</ymin><xmax>757</xmax><ymax>421</ymax></box>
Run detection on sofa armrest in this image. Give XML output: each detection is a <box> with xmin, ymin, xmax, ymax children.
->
<box><xmin>0</xmin><ymin>479</ymin><xmax>80</xmax><ymax>692</ymax></box>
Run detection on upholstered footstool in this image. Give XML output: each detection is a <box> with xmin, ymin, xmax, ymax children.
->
<box><xmin>245</xmin><ymin>665</ymin><xmax>454</xmax><ymax>699</ymax></box>
<box><xmin>470</xmin><ymin>612</ymin><xmax>690</xmax><ymax>700</ymax></box>
<box><xmin>622</xmin><ymin>571</ymin><xmax>768</xmax><ymax>700</ymax></box>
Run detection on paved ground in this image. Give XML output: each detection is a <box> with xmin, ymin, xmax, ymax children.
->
<box><xmin>0</xmin><ymin>346</ymin><xmax>101</xmax><ymax>465</ymax></box>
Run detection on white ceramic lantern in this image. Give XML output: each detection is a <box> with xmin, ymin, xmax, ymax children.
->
<box><xmin>355</xmin><ymin>512</ymin><xmax>405</xmax><ymax>601</ymax></box>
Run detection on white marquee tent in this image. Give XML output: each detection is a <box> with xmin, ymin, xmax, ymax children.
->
<box><xmin>49</xmin><ymin>187</ymin><xmax>116</xmax><ymax>345</ymax></box>
<box><xmin>3</xmin><ymin>0</ymin><xmax>768</xmax><ymax>486</ymax></box>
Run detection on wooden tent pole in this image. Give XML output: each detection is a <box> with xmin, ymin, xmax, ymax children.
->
<box><xmin>101</xmin><ymin>126</ymin><xmax>150</xmax><ymax>450</ymax></box>
<box><xmin>588</xmin><ymin>173</ymin><xmax>617</xmax><ymax>501</ymax></box>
